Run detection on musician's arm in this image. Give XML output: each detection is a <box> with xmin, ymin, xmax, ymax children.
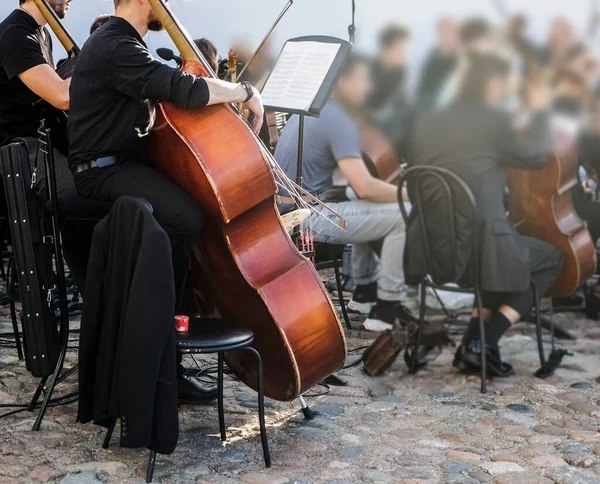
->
<box><xmin>0</xmin><ymin>25</ymin><xmax>69</xmax><ymax>110</ymax></box>
<box><xmin>110</xmin><ymin>40</ymin><xmax>263</xmax><ymax>132</ymax></box>
<box><xmin>19</xmin><ymin>65</ymin><xmax>71</xmax><ymax>111</ymax></box>
<box><xmin>496</xmin><ymin>110</ymin><xmax>551</xmax><ymax>169</ymax></box>
<box><xmin>338</xmin><ymin>158</ymin><xmax>398</xmax><ymax>203</ymax></box>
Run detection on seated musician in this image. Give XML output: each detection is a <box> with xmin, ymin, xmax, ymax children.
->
<box><xmin>0</xmin><ymin>0</ymin><xmax>95</xmax><ymax>292</ymax></box>
<box><xmin>553</xmin><ymin>45</ymin><xmax>600</xmax><ymax>316</ymax></box>
<box><xmin>275</xmin><ymin>54</ymin><xmax>416</xmax><ymax>331</ymax></box>
<box><xmin>409</xmin><ymin>53</ymin><xmax>564</xmax><ymax>376</ymax></box>
<box><xmin>67</xmin><ymin>0</ymin><xmax>264</xmax><ymax>403</ymax></box>
<box><xmin>0</xmin><ymin>0</ymin><xmax>73</xmax><ymax>195</ymax></box>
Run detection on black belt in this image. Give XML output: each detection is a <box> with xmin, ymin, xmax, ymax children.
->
<box><xmin>70</xmin><ymin>156</ymin><xmax>117</xmax><ymax>175</ymax></box>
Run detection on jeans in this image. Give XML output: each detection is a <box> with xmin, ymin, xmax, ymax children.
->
<box><xmin>308</xmin><ymin>200</ymin><xmax>409</xmax><ymax>301</ymax></box>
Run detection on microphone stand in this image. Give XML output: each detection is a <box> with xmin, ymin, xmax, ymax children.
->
<box><xmin>348</xmin><ymin>0</ymin><xmax>356</xmax><ymax>43</ymax></box>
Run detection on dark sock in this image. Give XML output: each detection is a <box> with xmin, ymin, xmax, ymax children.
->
<box><xmin>462</xmin><ymin>317</ymin><xmax>481</xmax><ymax>346</ymax></box>
<box><xmin>376</xmin><ymin>298</ymin><xmax>397</xmax><ymax>309</ymax></box>
<box><xmin>484</xmin><ymin>313</ymin><xmax>512</xmax><ymax>349</ymax></box>
<box><xmin>353</xmin><ymin>282</ymin><xmax>377</xmax><ymax>302</ymax></box>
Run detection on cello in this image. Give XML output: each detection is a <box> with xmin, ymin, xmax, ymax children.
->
<box><xmin>147</xmin><ymin>0</ymin><xmax>346</xmax><ymax>402</ymax></box>
<box><xmin>506</xmin><ymin>55</ymin><xmax>597</xmax><ymax>297</ymax></box>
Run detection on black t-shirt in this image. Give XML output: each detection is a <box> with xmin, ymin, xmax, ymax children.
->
<box><xmin>0</xmin><ymin>9</ymin><xmax>54</xmax><ymax>147</ymax></box>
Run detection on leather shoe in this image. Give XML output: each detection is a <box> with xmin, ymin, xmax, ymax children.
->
<box><xmin>453</xmin><ymin>340</ymin><xmax>514</xmax><ymax>377</ymax></box>
<box><xmin>178</xmin><ymin>373</ymin><xmax>218</xmax><ymax>405</ymax></box>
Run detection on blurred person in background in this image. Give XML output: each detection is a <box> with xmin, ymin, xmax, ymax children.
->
<box><xmin>194</xmin><ymin>38</ymin><xmax>219</xmax><ymax>72</ymax></box>
<box><xmin>230</xmin><ymin>38</ymin><xmax>273</xmax><ymax>89</ymax></box>
<box><xmin>433</xmin><ymin>18</ymin><xmax>497</xmax><ymax>110</ymax></box>
<box><xmin>416</xmin><ymin>16</ymin><xmax>459</xmax><ymax>111</ymax></box>
<box><xmin>276</xmin><ymin>54</ymin><xmax>417</xmax><ymax>331</ymax></box>
<box><xmin>366</xmin><ymin>24</ymin><xmax>413</xmax><ymax>155</ymax></box>
<box><xmin>540</xmin><ymin>16</ymin><xmax>576</xmax><ymax>70</ymax></box>
<box><xmin>408</xmin><ymin>52</ymin><xmax>563</xmax><ymax>376</ymax></box>
<box><xmin>90</xmin><ymin>14</ymin><xmax>110</xmax><ymax>35</ymax></box>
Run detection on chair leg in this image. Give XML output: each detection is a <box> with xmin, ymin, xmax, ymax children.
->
<box><xmin>146</xmin><ymin>451</ymin><xmax>156</xmax><ymax>483</ymax></box>
<box><xmin>331</xmin><ymin>248</ymin><xmax>352</xmax><ymax>330</ymax></box>
<box><xmin>217</xmin><ymin>352</ymin><xmax>226</xmax><ymax>442</ymax></box>
<box><xmin>103</xmin><ymin>418</ymin><xmax>117</xmax><ymax>449</ymax></box>
<box><xmin>410</xmin><ymin>278</ymin><xmax>427</xmax><ymax>374</ymax></box>
<box><xmin>475</xmin><ymin>287</ymin><xmax>487</xmax><ymax>394</ymax></box>
<box><xmin>245</xmin><ymin>347</ymin><xmax>271</xmax><ymax>468</ymax></box>
<box><xmin>532</xmin><ymin>282</ymin><xmax>545</xmax><ymax>367</ymax></box>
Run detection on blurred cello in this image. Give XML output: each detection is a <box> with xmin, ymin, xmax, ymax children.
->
<box><xmin>506</xmin><ymin>55</ymin><xmax>596</xmax><ymax>297</ymax></box>
<box><xmin>147</xmin><ymin>0</ymin><xmax>346</xmax><ymax>402</ymax></box>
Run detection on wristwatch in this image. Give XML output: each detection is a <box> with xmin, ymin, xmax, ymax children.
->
<box><xmin>241</xmin><ymin>81</ymin><xmax>254</xmax><ymax>102</ymax></box>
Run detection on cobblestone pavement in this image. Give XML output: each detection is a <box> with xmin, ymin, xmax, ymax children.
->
<box><xmin>0</xmin><ymin>285</ymin><xmax>599</xmax><ymax>484</ymax></box>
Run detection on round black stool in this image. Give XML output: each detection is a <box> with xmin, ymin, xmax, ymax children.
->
<box><xmin>145</xmin><ymin>317</ymin><xmax>271</xmax><ymax>482</ymax></box>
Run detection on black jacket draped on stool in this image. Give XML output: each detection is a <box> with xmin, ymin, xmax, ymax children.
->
<box><xmin>78</xmin><ymin>196</ymin><xmax>178</xmax><ymax>454</ymax></box>
<box><xmin>407</xmin><ymin>101</ymin><xmax>556</xmax><ymax>292</ymax></box>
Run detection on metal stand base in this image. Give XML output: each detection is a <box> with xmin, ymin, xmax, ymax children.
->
<box><xmin>298</xmin><ymin>396</ymin><xmax>317</xmax><ymax>420</ymax></box>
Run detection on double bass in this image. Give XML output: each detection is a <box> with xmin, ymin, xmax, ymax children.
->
<box><xmin>32</xmin><ymin>0</ymin><xmax>79</xmax><ymax>155</ymax></box>
<box><xmin>147</xmin><ymin>0</ymin><xmax>346</xmax><ymax>402</ymax></box>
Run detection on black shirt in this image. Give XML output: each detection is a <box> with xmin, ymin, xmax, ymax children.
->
<box><xmin>68</xmin><ymin>17</ymin><xmax>210</xmax><ymax>166</ymax></box>
<box><xmin>0</xmin><ymin>9</ymin><xmax>54</xmax><ymax>146</ymax></box>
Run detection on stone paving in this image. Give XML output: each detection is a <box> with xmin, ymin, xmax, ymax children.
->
<box><xmin>0</xmin><ymin>285</ymin><xmax>599</xmax><ymax>484</ymax></box>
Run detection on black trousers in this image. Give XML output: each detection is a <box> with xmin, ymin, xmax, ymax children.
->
<box><xmin>23</xmin><ymin>137</ymin><xmax>92</xmax><ymax>294</ymax></box>
<box><xmin>480</xmin><ymin>236</ymin><xmax>563</xmax><ymax>317</ymax></box>
<box><xmin>73</xmin><ymin>159</ymin><xmax>205</xmax><ymax>307</ymax></box>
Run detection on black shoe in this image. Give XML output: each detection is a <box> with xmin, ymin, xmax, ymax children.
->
<box><xmin>362</xmin><ymin>301</ymin><xmax>419</xmax><ymax>331</ymax></box>
<box><xmin>553</xmin><ymin>294</ymin><xmax>584</xmax><ymax>308</ymax></box>
<box><xmin>177</xmin><ymin>373</ymin><xmax>218</xmax><ymax>405</ymax></box>
<box><xmin>348</xmin><ymin>282</ymin><xmax>378</xmax><ymax>314</ymax></box>
<box><xmin>452</xmin><ymin>340</ymin><xmax>514</xmax><ymax>377</ymax></box>
<box><xmin>585</xmin><ymin>292</ymin><xmax>600</xmax><ymax>321</ymax></box>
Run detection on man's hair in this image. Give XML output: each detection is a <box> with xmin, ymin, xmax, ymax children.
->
<box><xmin>340</xmin><ymin>53</ymin><xmax>371</xmax><ymax>78</ymax></box>
<box><xmin>19</xmin><ymin>0</ymin><xmax>27</xmax><ymax>5</ymax></box>
<box><xmin>460</xmin><ymin>18</ymin><xmax>492</xmax><ymax>45</ymax></box>
<box><xmin>457</xmin><ymin>52</ymin><xmax>510</xmax><ymax>102</ymax></box>
<box><xmin>194</xmin><ymin>38</ymin><xmax>218</xmax><ymax>72</ymax></box>
<box><xmin>90</xmin><ymin>14</ymin><xmax>111</xmax><ymax>35</ymax></box>
<box><xmin>113</xmin><ymin>0</ymin><xmax>128</xmax><ymax>6</ymax></box>
<box><xmin>378</xmin><ymin>25</ymin><xmax>410</xmax><ymax>49</ymax></box>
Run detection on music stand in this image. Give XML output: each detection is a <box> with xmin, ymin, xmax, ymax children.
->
<box><xmin>261</xmin><ymin>35</ymin><xmax>352</xmax><ymax>189</ymax></box>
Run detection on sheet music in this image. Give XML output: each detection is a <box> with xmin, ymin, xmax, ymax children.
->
<box><xmin>261</xmin><ymin>41</ymin><xmax>341</xmax><ymax>112</ymax></box>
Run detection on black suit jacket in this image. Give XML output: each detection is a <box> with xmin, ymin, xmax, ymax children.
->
<box><xmin>78</xmin><ymin>196</ymin><xmax>178</xmax><ymax>455</ymax></box>
<box><xmin>407</xmin><ymin>101</ymin><xmax>552</xmax><ymax>292</ymax></box>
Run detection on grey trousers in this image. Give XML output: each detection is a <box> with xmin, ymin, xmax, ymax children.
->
<box><xmin>308</xmin><ymin>200</ymin><xmax>409</xmax><ymax>301</ymax></box>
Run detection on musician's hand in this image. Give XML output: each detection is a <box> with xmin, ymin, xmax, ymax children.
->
<box><xmin>528</xmin><ymin>82</ymin><xmax>550</xmax><ymax>111</ymax></box>
<box><xmin>244</xmin><ymin>85</ymin><xmax>264</xmax><ymax>135</ymax></box>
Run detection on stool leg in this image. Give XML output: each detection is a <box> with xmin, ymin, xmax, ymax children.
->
<box><xmin>246</xmin><ymin>347</ymin><xmax>271</xmax><ymax>468</ymax></box>
<box><xmin>146</xmin><ymin>451</ymin><xmax>156</xmax><ymax>483</ymax></box>
<box><xmin>103</xmin><ymin>418</ymin><xmax>117</xmax><ymax>449</ymax></box>
<box><xmin>217</xmin><ymin>352</ymin><xmax>226</xmax><ymax>441</ymax></box>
